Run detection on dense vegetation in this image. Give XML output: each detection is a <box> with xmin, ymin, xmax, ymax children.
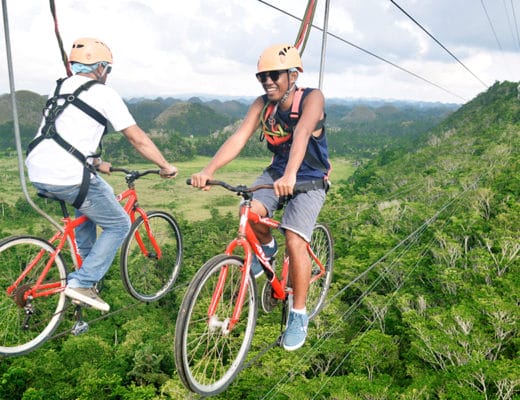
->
<box><xmin>0</xmin><ymin>81</ymin><xmax>518</xmax><ymax>399</ymax></box>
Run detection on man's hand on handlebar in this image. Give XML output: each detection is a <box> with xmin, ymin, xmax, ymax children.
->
<box><xmin>190</xmin><ymin>171</ymin><xmax>213</xmax><ymax>190</ymax></box>
<box><xmin>96</xmin><ymin>160</ymin><xmax>112</xmax><ymax>175</ymax></box>
<box><xmin>159</xmin><ymin>164</ymin><xmax>178</xmax><ymax>179</ymax></box>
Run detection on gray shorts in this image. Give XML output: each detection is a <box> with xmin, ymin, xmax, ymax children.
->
<box><xmin>251</xmin><ymin>170</ymin><xmax>326</xmax><ymax>242</ymax></box>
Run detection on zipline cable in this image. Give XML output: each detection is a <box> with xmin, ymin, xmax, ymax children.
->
<box><xmin>262</xmin><ymin>165</ymin><xmax>490</xmax><ymax>398</ymax></box>
<box><xmin>511</xmin><ymin>0</ymin><xmax>520</xmax><ymax>48</ymax></box>
<box><xmin>1</xmin><ymin>0</ymin><xmax>63</xmax><ymax>232</ymax></box>
<box><xmin>257</xmin><ymin>0</ymin><xmax>467</xmax><ymax>102</ymax></box>
<box><xmin>318</xmin><ymin>0</ymin><xmax>330</xmax><ymax>90</ymax></box>
<box><xmin>390</xmin><ymin>0</ymin><xmax>488</xmax><ymax>89</ymax></box>
<box><xmin>272</xmin><ymin>193</ymin><xmax>472</xmax><ymax>399</ymax></box>
<box><xmin>502</xmin><ymin>0</ymin><xmax>518</xmax><ymax>50</ymax></box>
<box><xmin>481</xmin><ymin>0</ymin><xmax>504</xmax><ymax>52</ymax></box>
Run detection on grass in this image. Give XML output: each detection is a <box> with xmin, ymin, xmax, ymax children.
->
<box><xmin>0</xmin><ymin>154</ymin><xmax>356</xmax><ymax>224</ymax></box>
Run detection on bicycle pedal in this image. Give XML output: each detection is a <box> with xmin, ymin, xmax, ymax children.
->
<box><xmin>71</xmin><ymin>320</ymin><xmax>89</xmax><ymax>336</ymax></box>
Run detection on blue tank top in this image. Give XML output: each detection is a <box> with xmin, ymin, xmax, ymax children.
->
<box><xmin>262</xmin><ymin>87</ymin><xmax>330</xmax><ymax>181</ymax></box>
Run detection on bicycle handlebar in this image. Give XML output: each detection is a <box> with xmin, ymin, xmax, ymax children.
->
<box><xmin>110</xmin><ymin>167</ymin><xmax>159</xmax><ymax>175</ymax></box>
<box><xmin>186</xmin><ymin>179</ymin><xmax>273</xmax><ymax>194</ymax></box>
<box><xmin>109</xmin><ymin>167</ymin><xmax>161</xmax><ymax>185</ymax></box>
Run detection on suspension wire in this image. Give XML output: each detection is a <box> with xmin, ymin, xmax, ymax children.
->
<box><xmin>1</xmin><ymin>0</ymin><xmax>63</xmax><ymax>232</ymax></box>
<box><xmin>263</xmin><ymin>218</ymin><xmax>444</xmax><ymax>398</ymax></box>
<box><xmin>310</xmin><ymin>235</ymin><xmax>441</xmax><ymax>399</ymax></box>
<box><xmin>265</xmin><ymin>175</ymin><xmax>480</xmax><ymax>399</ymax></box>
<box><xmin>246</xmin><ymin>165</ymin><xmax>473</xmax><ymax>393</ymax></box>
<box><xmin>502</xmin><ymin>0</ymin><xmax>518</xmax><ymax>50</ymax></box>
<box><xmin>49</xmin><ymin>0</ymin><xmax>72</xmax><ymax>77</ymax></box>
<box><xmin>481</xmin><ymin>0</ymin><xmax>505</xmax><ymax>52</ymax></box>
<box><xmin>310</xmin><ymin>181</ymin><xmax>474</xmax><ymax>399</ymax></box>
<box><xmin>390</xmin><ymin>0</ymin><xmax>488</xmax><ymax>89</ymax></box>
<box><xmin>511</xmin><ymin>0</ymin><xmax>520</xmax><ymax>48</ymax></box>
<box><xmin>318</xmin><ymin>0</ymin><xmax>330</xmax><ymax>90</ymax></box>
<box><xmin>257</xmin><ymin>0</ymin><xmax>468</xmax><ymax>102</ymax></box>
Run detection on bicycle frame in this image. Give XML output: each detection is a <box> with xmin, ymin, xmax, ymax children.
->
<box><xmin>213</xmin><ymin>196</ymin><xmax>327</xmax><ymax>332</ymax></box>
<box><xmin>7</xmin><ymin>171</ymin><xmax>161</xmax><ymax>303</ymax></box>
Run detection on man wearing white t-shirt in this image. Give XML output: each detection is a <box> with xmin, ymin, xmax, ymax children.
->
<box><xmin>25</xmin><ymin>38</ymin><xmax>177</xmax><ymax>312</ymax></box>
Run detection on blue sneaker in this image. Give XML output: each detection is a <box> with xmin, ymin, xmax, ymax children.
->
<box><xmin>282</xmin><ymin>311</ymin><xmax>308</xmax><ymax>351</ymax></box>
<box><xmin>250</xmin><ymin>239</ymin><xmax>278</xmax><ymax>278</ymax></box>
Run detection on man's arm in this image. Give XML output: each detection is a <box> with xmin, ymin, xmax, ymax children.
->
<box><xmin>121</xmin><ymin>124</ymin><xmax>178</xmax><ymax>177</ymax></box>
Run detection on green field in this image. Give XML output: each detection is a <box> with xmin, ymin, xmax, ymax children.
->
<box><xmin>0</xmin><ymin>155</ymin><xmax>355</xmax><ymax>224</ymax></box>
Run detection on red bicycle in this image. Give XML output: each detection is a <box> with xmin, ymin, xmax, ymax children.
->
<box><xmin>0</xmin><ymin>167</ymin><xmax>183</xmax><ymax>356</ymax></box>
<box><xmin>174</xmin><ymin>180</ymin><xmax>333</xmax><ymax>396</ymax></box>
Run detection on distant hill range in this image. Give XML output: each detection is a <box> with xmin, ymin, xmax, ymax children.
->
<box><xmin>0</xmin><ymin>89</ymin><xmax>459</xmax><ymax>159</ymax></box>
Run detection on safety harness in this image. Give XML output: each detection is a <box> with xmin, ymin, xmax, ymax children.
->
<box><xmin>26</xmin><ymin>78</ymin><xmax>108</xmax><ymax>208</ymax></box>
<box><xmin>260</xmin><ymin>87</ymin><xmax>325</xmax><ymax>146</ymax></box>
<box><xmin>260</xmin><ymin>87</ymin><xmax>329</xmax><ymax>176</ymax></box>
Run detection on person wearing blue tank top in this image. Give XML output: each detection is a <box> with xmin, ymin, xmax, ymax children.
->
<box><xmin>190</xmin><ymin>43</ymin><xmax>330</xmax><ymax>351</ymax></box>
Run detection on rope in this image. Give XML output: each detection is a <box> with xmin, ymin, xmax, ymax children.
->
<box><xmin>294</xmin><ymin>0</ymin><xmax>318</xmax><ymax>55</ymax></box>
<box><xmin>49</xmin><ymin>0</ymin><xmax>72</xmax><ymax>77</ymax></box>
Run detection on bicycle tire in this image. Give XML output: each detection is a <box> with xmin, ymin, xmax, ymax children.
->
<box><xmin>306</xmin><ymin>223</ymin><xmax>334</xmax><ymax>320</ymax></box>
<box><xmin>174</xmin><ymin>254</ymin><xmax>258</xmax><ymax>396</ymax></box>
<box><xmin>0</xmin><ymin>236</ymin><xmax>67</xmax><ymax>357</ymax></box>
<box><xmin>120</xmin><ymin>211</ymin><xmax>183</xmax><ymax>302</ymax></box>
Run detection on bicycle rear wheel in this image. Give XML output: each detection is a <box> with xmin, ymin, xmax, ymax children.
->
<box><xmin>120</xmin><ymin>211</ymin><xmax>183</xmax><ymax>302</ymax></box>
<box><xmin>175</xmin><ymin>255</ymin><xmax>258</xmax><ymax>396</ymax></box>
<box><xmin>306</xmin><ymin>223</ymin><xmax>334</xmax><ymax>320</ymax></box>
<box><xmin>0</xmin><ymin>236</ymin><xmax>67</xmax><ymax>356</ymax></box>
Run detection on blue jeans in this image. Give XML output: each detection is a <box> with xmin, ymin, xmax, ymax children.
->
<box><xmin>33</xmin><ymin>176</ymin><xmax>131</xmax><ymax>288</ymax></box>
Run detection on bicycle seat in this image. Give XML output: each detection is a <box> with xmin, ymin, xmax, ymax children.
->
<box><xmin>37</xmin><ymin>191</ymin><xmax>62</xmax><ymax>202</ymax></box>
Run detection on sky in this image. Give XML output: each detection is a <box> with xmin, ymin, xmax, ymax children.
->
<box><xmin>1</xmin><ymin>0</ymin><xmax>520</xmax><ymax>104</ymax></box>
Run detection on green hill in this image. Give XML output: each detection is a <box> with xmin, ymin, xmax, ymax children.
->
<box><xmin>321</xmin><ymin>80</ymin><xmax>519</xmax><ymax>398</ymax></box>
<box><xmin>0</xmin><ymin>89</ymin><xmax>456</xmax><ymax>162</ymax></box>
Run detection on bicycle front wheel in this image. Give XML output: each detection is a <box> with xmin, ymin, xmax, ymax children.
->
<box><xmin>120</xmin><ymin>211</ymin><xmax>183</xmax><ymax>302</ymax></box>
<box><xmin>307</xmin><ymin>223</ymin><xmax>334</xmax><ymax>320</ymax></box>
<box><xmin>174</xmin><ymin>255</ymin><xmax>258</xmax><ymax>396</ymax></box>
<box><xmin>0</xmin><ymin>236</ymin><xmax>67</xmax><ymax>357</ymax></box>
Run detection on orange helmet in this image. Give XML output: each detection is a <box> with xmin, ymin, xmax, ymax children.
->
<box><xmin>257</xmin><ymin>44</ymin><xmax>303</xmax><ymax>73</ymax></box>
<box><xmin>69</xmin><ymin>38</ymin><xmax>113</xmax><ymax>64</ymax></box>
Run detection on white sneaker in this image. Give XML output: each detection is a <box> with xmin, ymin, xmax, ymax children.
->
<box><xmin>64</xmin><ymin>286</ymin><xmax>110</xmax><ymax>312</ymax></box>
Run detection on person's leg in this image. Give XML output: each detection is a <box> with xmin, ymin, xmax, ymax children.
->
<box><xmin>74</xmin><ymin>209</ymin><xmax>96</xmax><ymax>260</ymax></box>
<box><xmin>249</xmin><ymin>171</ymin><xmax>280</xmax><ymax>277</ymax></box>
<box><xmin>285</xmin><ymin>230</ymin><xmax>311</xmax><ymax>309</ymax></box>
<box><xmin>67</xmin><ymin>176</ymin><xmax>131</xmax><ymax>288</ymax></box>
<box><xmin>281</xmin><ymin>188</ymin><xmax>325</xmax><ymax>350</ymax></box>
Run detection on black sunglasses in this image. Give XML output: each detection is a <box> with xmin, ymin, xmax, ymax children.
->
<box><xmin>256</xmin><ymin>69</ymin><xmax>287</xmax><ymax>83</ymax></box>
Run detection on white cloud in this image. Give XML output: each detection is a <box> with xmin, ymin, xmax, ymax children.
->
<box><xmin>1</xmin><ymin>0</ymin><xmax>519</xmax><ymax>103</ymax></box>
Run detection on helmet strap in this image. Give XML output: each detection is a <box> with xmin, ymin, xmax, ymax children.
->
<box><xmin>279</xmin><ymin>70</ymin><xmax>298</xmax><ymax>106</ymax></box>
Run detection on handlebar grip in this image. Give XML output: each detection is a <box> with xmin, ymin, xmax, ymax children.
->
<box><xmin>186</xmin><ymin>178</ymin><xmax>192</xmax><ymax>185</ymax></box>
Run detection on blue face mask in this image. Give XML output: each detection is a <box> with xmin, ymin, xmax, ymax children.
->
<box><xmin>71</xmin><ymin>62</ymin><xmax>107</xmax><ymax>74</ymax></box>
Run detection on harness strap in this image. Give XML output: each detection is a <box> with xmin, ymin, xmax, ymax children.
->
<box><xmin>26</xmin><ymin>78</ymin><xmax>107</xmax><ymax>208</ymax></box>
<box><xmin>266</xmin><ymin>166</ymin><xmax>329</xmax><ymax>193</ymax></box>
<box><xmin>289</xmin><ymin>87</ymin><xmax>304</xmax><ymax>120</ymax></box>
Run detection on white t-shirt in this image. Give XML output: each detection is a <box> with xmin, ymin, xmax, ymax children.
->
<box><xmin>25</xmin><ymin>75</ymin><xmax>136</xmax><ymax>185</ymax></box>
